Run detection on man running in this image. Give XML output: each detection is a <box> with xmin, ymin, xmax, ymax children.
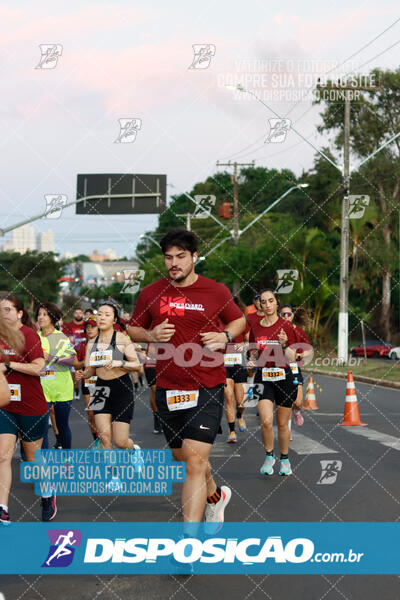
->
<box><xmin>63</xmin><ymin>307</ymin><xmax>86</xmax><ymax>401</ymax></box>
<box><xmin>128</xmin><ymin>229</ymin><xmax>246</xmax><ymax>525</ymax></box>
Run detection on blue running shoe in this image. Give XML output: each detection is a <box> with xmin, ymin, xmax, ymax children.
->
<box><xmin>279</xmin><ymin>458</ymin><xmax>292</xmax><ymax>476</ymax></box>
<box><xmin>92</xmin><ymin>437</ymin><xmax>101</xmax><ymax>450</ymax></box>
<box><xmin>260</xmin><ymin>455</ymin><xmax>275</xmax><ymax>475</ymax></box>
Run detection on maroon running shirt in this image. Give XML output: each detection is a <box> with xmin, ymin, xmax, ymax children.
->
<box><xmin>129</xmin><ymin>275</ymin><xmax>243</xmax><ymax>389</ymax></box>
<box><xmin>63</xmin><ymin>321</ymin><xmax>86</xmax><ymax>350</ymax></box>
<box><xmin>246</xmin><ymin>312</ymin><xmax>262</xmax><ymax>330</ymax></box>
<box><xmin>0</xmin><ymin>325</ymin><xmax>48</xmax><ymax>416</ymax></box>
<box><xmin>293</xmin><ymin>325</ymin><xmax>310</xmax><ymax>353</ymax></box>
<box><xmin>249</xmin><ymin>316</ymin><xmax>296</xmax><ymax>367</ymax></box>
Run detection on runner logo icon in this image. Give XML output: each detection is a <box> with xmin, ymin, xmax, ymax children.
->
<box><xmin>42</xmin><ymin>529</ymin><xmax>82</xmax><ymax>568</ymax></box>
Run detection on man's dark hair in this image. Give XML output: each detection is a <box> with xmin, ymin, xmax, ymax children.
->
<box><xmin>160</xmin><ymin>229</ymin><xmax>199</xmax><ymax>254</ymax></box>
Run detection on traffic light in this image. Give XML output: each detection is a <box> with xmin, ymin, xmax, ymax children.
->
<box><xmin>218</xmin><ymin>202</ymin><xmax>233</xmax><ymax>219</ymax></box>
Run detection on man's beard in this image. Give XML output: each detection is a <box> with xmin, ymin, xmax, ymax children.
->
<box><xmin>74</xmin><ymin>316</ymin><xmax>84</xmax><ymax>322</ymax></box>
<box><xmin>169</xmin><ymin>266</ymin><xmax>192</xmax><ymax>283</ymax></box>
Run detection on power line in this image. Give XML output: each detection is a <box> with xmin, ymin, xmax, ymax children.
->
<box><xmin>353</xmin><ymin>37</ymin><xmax>400</xmax><ymax>72</ymax></box>
<box><xmin>223</xmin><ymin>16</ymin><xmax>400</xmax><ymax>161</ymax></box>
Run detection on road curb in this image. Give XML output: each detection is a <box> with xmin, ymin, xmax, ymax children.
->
<box><xmin>303</xmin><ymin>368</ymin><xmax>400</xmax><ymax>390</ymax></box>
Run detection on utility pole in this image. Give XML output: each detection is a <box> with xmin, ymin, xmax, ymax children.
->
<box><xmin>317</xmin><ymin>81</ymin><xmax>379</xmax><ymax>364</ymax></box>
<box><xmin>216</xmin><ymin>160</ymin><xmax>255</xmax><ymax>295</ymax></box>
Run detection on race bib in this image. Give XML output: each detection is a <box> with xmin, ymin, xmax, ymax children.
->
<box><xmin>89</xmin><ymin>350</ymin><xmax>113</xmax><ymax>367</ymax></box>
<box><xmin>289</xmin><ymin>362</ymin><xmax>299</xmax><ymax>375</ymax></box>
<box><xmin>41</xmin><ymin>368</ymin><xmax>56</xmax><ymax>380</ymax></box>
<box><xmin>224</xmin><ymin>353</ymin><xmax>243</xmax><ymax>366</ymax></box>
<box><xmin>86</xmin><ymin>376</ymin><xmax>97</xmax><ymax>397</ymax></box>
<box><xmin>87</xmin><ymin>385</ymin><xmax>110</xmax><ymax>411</ymax></box>
<box><xmin>166</xmin><ymin>389</ymin><xmax>199</xmax><ymax>412</ymax></box>
<box><xmin>9</xmin><ymin>384</ymin><xmax>21</xmax><ymax>401</ymax></box>
<box><xmin>262</xmin><ymin>367</ymin><xmax>286</xmax><ymax>382</ymax></box>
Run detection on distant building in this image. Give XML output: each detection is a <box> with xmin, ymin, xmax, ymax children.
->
<box><xmin>88</xmin><ymin>249</ymin><xmax>119</xmax><ymax>262</ymax></box>
<box><xmin>37</xmin><ymin>230</ymin><xmax>55</xmax><ymax>253</ymax></box>
<box><xmin>10</xmin><ymin>224</ymin><xmax>35</xmax><ymax>253</ymax></box>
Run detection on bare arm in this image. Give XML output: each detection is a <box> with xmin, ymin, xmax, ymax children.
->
<box><xmin>0</xmin><ymin>371</ymin><xmax>11</xmax><ymax>408</ymax></box>
<box><xmin>200</xmin><ymin>315</ymin><xmax>247</xmax><ymax>351</ymax></box>
<box><xmin>103</xmin><ymin>334</ymin><xmax>141</xmax><ymax>372</ymax></box>
<box><xmin>2</xmin><ymin>357</ymin><xmax>45</xmax><ymax>377</ymax></box>
<box><xmin>127</xmin><ymin>319</ymin><xmax>176</xmax><ymax>343</ymax></box>
<box><xmin>75</xmin><ymin>341</ymin><xmax>96</xmax><ymax>380</ymax></box>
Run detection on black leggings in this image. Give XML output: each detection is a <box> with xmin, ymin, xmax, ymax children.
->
<box><xmin>42</xmin><ymin>401</ymin><xmax>72</xmax><ymax>449</ymax></box>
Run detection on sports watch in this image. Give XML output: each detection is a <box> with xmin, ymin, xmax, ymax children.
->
<box><xmin>223</xmin><ymin>330</ymin><xmax>233</xmax><ymax>343</ymax></box>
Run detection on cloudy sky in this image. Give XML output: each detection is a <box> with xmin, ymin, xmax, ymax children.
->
<box><xmin>1</xmin><ymin>0</ymin><xmax>399</xmax><ymax>257</ymax></box>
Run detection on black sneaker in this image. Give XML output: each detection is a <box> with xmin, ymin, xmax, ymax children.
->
<box><xmin>153</xmin><ymin>413</ymin><xmax>162</xmax><ymax>434</ymax></box>
<box><xmin>0</xmin><ymin>507</ymin><xmax>10</xmax><ymax>525</ymax></box>
<box><xmin>41</xmin><ymin>495</ymin><xmax>57</xmax><ymax>521</ymax></box>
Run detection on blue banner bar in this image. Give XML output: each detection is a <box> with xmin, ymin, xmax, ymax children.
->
<box><xmin>0</xmin><ymin>523</ymin><xmax>398</xmax><ymax>574</ymax></box>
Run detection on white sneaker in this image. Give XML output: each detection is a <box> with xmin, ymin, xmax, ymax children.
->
<box><xmin>204</xmin><ymin>485</ymin><xmax>231</xmax><ymax>534</ymax></box>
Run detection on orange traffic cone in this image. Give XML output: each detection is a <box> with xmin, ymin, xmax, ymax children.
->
<box><xmin>303</xmin><ymin>376</ymin><xmax>319</xmax><ymax>410</ymax></box>
<box><xmin>339</xmin><ymin>371</ymin><xmax>367</xmax><ymax>426</ymax></box>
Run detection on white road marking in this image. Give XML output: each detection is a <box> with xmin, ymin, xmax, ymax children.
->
<box><xmin>290</xmin><ymin>432</ymin><xmax>338</xmax><ymax>455</ymax></box>
<box><xmin>311</xmin><ymin>412</ymin><xmax>374</xmax><ymax>416</ymax></box>
<box><xmin>341</xmin><ymin>426</ymin><xmax>400</xmax><ymax>451</ymax></box>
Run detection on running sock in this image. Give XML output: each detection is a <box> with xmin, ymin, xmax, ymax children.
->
<box><xmin>0</xmin><ymin>504</ymin><xmax>8</xmax><ymax>512</ymax></box>
<box><xmin>207</xmin><ymin>486</ymin><xmax>222</xmax><ymax>504</ymax></box>
<box><xmin>92</xmin><ymin>432</ymin><xmax>98</xmax><ymax>441</ymax></box>
<box><xmin>266</xmin><ymin>450</ymin><xmax>274</xmax><ymax>457</ymax></box>
<box><xmin>134</xmin><ymin>382</ymin><xmax>139</xmax><ymax>391</ymax></box>
<box><xmin>228</xmin><ymin>421</ymin><xmax>235</xmax><ymax>433</ymax></box>
<box><xmin>280</xmin><ymin>453</ymin><xmax>289</xmax><ymax>460</ymax></box>
<box><xmin>236</xmin><ymin>408</ymin><xmax>244</xmax><ymax>418</ymax></box>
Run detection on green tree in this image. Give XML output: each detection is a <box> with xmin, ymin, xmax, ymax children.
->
<box><xmin>0</xmin><ymin>251</ymin><xmax>65</xmax><ymax>312</ymax></box>
<box><xmin>315</xmin><ymin>68</ymin><xmax>400</xmax><ymax>341</ymax></box>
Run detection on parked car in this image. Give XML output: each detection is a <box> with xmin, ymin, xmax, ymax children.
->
<box><xmin>389</xmin><ymin>346</ymin><xmax>400</xmax><ymax>360</ymax></box>
<box><xmin>350</xmin><ymin>340</ymin><xmax>392</xmax><ymax>358</ymax></box>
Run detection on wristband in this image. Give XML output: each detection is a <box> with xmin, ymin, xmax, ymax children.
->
<box><xmin>5</xmin><ymin>361</ymin><xmax>13</xmax><ymax>374</ymax></box>
<box><xmin>223</xmin><ymin>330</ymin><xmax>233</xmax><ymax>343</ymax></box>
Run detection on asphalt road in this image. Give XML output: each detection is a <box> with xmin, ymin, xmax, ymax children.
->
<box><xmin>1</xmin><ymin>374</ymin><xmax>399</xmax><ymax>600</ymax></box>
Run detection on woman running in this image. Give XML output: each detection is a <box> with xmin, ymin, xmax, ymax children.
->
<box><xmin>248</xmin><ymin>289</ymin><xmax>297</xmax><ymax>476</ymax></box>
<box><xmin>0</xmin><ymin>295</ymin><xmax>56</xmax><ymax>522</ymax></box>
<box><xmin>74</xmin><ymin>316</ymin><xmax>100</xmax><ymax>448</ymax></box>
<box><xmin>280</xmin><ymin>305</ymin><xmax>313</xmax><ymax>427</ymax></box>
<box><xmin>36</xmin><ymin>302</ymin><xmax>76</xmax><ymax>450</ymax></box>
<box><xmin>75</xmin><ymin>301</ymin><xmax>141</xmax><ymax>449</ymax></box>
<box><xmin>0</xmin><ymin>317</ymin><xmax>23</xmax><ymax>407</ymax></box>
<box><xmin>225</xmin><ymin>297</ymin><xmax>250</xmax><ymax>443</ymax></box>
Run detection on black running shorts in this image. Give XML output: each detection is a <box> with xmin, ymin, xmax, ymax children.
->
<box><xmin>155</xmin><ymin>384</ymin><xmax>224</xmax><ymax>448</ymax></box>
<box><xmin>254</xmin><ymin>368</ymin><xmax>297</xmax><ymax>408</ymax></box>
<box><xmin>90</xmin><ymin>373</ymin><xmax>134</xmax><ymax>423</ymax></box>
<box><xmin>226</xmin><ymin>365</ymin><xmax>247</xmax><ymax>384</ymax></box>
<box><xmin>144</xmin><ymin>367</ymin><xmax>156</xmax><ymax>387</ymax></box>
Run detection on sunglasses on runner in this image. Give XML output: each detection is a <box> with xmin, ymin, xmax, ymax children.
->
<box><xmin>281</xmin><ymin>312</ymin><xmax>292</xmax><ymax>317</ymax></box>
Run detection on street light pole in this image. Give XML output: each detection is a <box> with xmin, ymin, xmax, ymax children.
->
<box><xmin>338</xmin><ymin>90</ymin><xmax>351</xmax><ymax>364</ymax></box>
<box><xmin>139</xmin><ymin>234</ymin><xmax>159</xmax><ymax>248</ymax></box>
<box><xmin>198</xmin><ymin>183</ymin><xmax>309</xmax><ymax>260</ymax></box>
